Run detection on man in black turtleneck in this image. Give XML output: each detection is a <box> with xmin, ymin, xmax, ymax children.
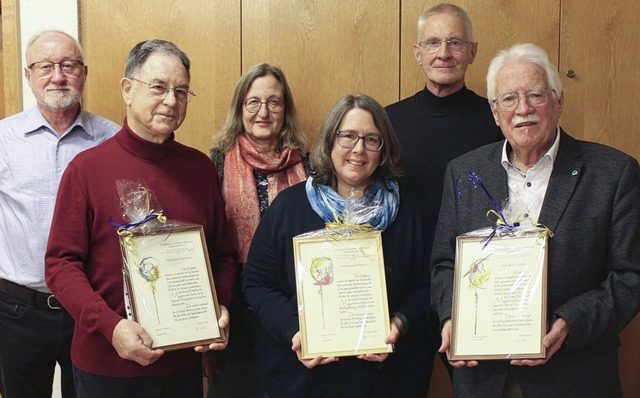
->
<box><xmin>386</xmin><ymin>3</ymin><xmax>501</xmax><ymax>218</ymax></box>
<box><xmin>385</xmin><ymin>3</ymin><xmax>502</xmax><ymax>390</ymax></box>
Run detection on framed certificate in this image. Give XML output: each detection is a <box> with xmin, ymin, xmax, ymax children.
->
<box><xmin>450</xmin><ymin>229</ymin><xmax>548</xmax><ymax>360</ymax></box>
<box><xmin>119</xmin><ymin>223</ymin><xmax>226</xmax><ymax>351</ymax></box>
<box><xmin>293</xmin><ymin>229</ymin><xmax>393</xmax><ymax>359</ymax></box>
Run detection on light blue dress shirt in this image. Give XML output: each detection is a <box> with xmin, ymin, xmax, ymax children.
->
<box><xmin>0</xmin><ymin>106</ymin><xmax>119</xmax><ymax>292</ymax></box>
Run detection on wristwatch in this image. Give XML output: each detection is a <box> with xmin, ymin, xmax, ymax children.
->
<box><xmin>391</xmin><ymin>312</ymin><xmax>409</xmax><ymax>337</ymax></box>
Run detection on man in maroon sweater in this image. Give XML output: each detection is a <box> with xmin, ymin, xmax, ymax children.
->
<box><xmin>45</xmin><ymin>39</ymin><xmax>236</xmax><ymax>397</ymax></box>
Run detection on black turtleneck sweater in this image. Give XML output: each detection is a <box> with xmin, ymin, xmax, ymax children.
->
<box><xmin>386</xmin><ymin>86</ymin><xmax>502</xmax><ymax>220</ymax></box>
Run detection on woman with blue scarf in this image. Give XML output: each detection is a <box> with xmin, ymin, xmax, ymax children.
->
<box><xmin>242</xmin><ymin>94</ymin><xmax>437</xmax><ymax>397</ymax></box>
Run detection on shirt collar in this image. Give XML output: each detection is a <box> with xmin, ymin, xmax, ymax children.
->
<box><xmin>501</xmin><ymin>126</ymin><xmax>561</xmax><ymax>171</ymax></box>
<box><xmin>23</xmin><ymin>105</ymin><xmax>92</xmax><ymax>139</ymax></box>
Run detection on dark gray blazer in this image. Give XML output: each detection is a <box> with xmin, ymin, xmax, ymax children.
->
<box><xmin>431</xmin><ymin>129</ymin><xmax>640</xmax><ymax>398</ymax></box>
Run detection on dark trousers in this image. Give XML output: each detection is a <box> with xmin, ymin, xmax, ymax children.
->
<box><xmin>0</xmin><ymin>290</ymin><xmax>75</xmax><ymax>398</ymax></box>
<box><xmin>73</xmin><ymin>364</ymin><xmax>202</xmax><ymax>398</ymax></box>
<box><xmin>207</xmin><ymin>297</ymin><xmax>267</xmax><ymax>398</ymax></box>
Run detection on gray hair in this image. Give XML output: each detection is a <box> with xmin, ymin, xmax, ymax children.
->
<box><xmin>211</xmin><ymin>63</ymin><xmax>307</xmax><ymax>153</ymax></box>
<box><xmin>124</xmin><ymin>39</ymin><xmax>190</xmax><ymax>80</ymax></box>
<box><xmin>417</xmin><ymin>3</ymin><xmax>474</xmax><ymax>42</ymax></box>
<box><xmin>26</xmin><ymin>30</ymin><xmax>83</xmax><ymax>64</ymax></box>
<box><xmin>310</xmin><ymin>94</ymin><xmax>403</xmax><ymax>189</ymax></box>
<box><xmin>486</xmin><ymin>43</ymin><xmax>563</xmax><ymax>101</ymax></box>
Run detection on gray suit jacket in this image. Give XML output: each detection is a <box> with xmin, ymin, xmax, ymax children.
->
<box><xmin>431</xmin><ymin>130</ymin><xmax>640</xmax><ymax>397</ymax></box>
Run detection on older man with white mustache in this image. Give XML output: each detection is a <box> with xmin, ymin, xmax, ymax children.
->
<box><xmin>431</xmin><ymin>43</ymin><xmax>640</xmax><ymax>398</ymax></box>
<box><xmin>0</xmin><ymin>30</ymin><xmax>119</xmax><ymax>398</ymax></box>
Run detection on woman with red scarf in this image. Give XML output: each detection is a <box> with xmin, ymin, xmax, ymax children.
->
<box><xmin>207</xmin><ymin>63</ymin><xmax>310</xmax><ymax>398</ymax></box>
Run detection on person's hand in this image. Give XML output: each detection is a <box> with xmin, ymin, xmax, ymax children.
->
<box><xmin>291</xmin><ymin>331</ymin><xmax>338</xmax><ymax>369</ymax></box>
<box><xmin>357</xmin><ymin>315</ymin><xmax>402</xmax><ymax>362</ymax></box>
<box><xmin>195</xmin><ymin>305</ymin><xmax>231</xmax><ymax>352</ymax></box>
<box><xmin>112</xmin><ymin>319</ymin><xmax>164</xmax><ymax>366</ymax></box>
<box><xmin>440</xmin><ymin>319</ymin><xmax>478</xmax><ymax>368</ymax></box>
<box><xmin>510</xmin><ymin>317</ymin><xmax>569</xmax><ymax>367</ymax></box>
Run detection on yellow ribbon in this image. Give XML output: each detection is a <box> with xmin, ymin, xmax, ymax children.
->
<box><xmin>324</xmin><ymin>212</ymin><xmax>373</xmax><ymax>232</ymax></box>
<box><xmin>485</xmin><ymin>209</ymin><xmax>554</xmax><ymax>238</ymax></box>
<box><xmin>486</xmin><ymin>209</ymin><xmax>509</xmax><ymax>226</ymax></box>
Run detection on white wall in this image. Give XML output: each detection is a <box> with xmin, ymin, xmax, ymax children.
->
<box><xmin>19</xmin><ymin>0</ymin><xmax>78</xmax><ymax>109</ymax></box>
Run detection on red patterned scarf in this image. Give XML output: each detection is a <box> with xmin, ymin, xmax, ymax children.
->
<box><xmin>223</xmin><ymin>135</ymin><xmax>307</xmax><ymax>266</ymax></box>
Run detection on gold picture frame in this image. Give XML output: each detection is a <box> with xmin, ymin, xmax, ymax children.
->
<box><xmin>293</xmin><ymin>229</ymin><xmax>393</xmax><ymax>359</ymax></box>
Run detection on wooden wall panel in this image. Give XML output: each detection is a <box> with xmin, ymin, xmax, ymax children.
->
<box><xmin>1</xmin><ymin>0</ymin><xmax>20</xmax><ymax>118</ymax></box>
<box><xmin>561</xmin><ymin>3</ymin><xmax>640</xmax><ymax>397</ymax></box>
<box><xmin>242</xmin><ymin>0</ymin><xmax>399</xmax><ymax>145</ymax></box>
<box><xmin>79</xmin><ymin>0</ymin><xmax>240</xmax><ymax>155</ymax></box>
<box><xmin>560</xmin><ymin>0</ymin><xmax>639</xmax><ymax>161</ymax></box>
<box><xmin>400</xmin><ymin>1</ymin><xmax>559</xmax><ymax>102</ymax></box>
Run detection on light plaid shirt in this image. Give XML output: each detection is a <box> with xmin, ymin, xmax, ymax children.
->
<box><xmin>0</xmin><ymin>106</ymin><xmax>119</xmax><ymax>291</ymax></box>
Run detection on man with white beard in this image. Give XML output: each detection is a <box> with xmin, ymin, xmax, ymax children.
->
<box><xmin>0</xmin><ymin>30</ymin><xmax>118</xmax><ymax>398</ymax></box>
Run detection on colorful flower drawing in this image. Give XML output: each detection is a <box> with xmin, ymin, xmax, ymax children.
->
<box><xmin>463</xmin><ymin>254</ymin><xmax>492</xmax><ymax>335</ymax></box>
<box><xmin>310</xmin><ymin>257</ymin><xmax>333</xmax><ymax>329</ymax></box>
<box><xmin>139</xmin><ymin>256</ymin><xmax>161</xmax><ymax>322</ymax></box>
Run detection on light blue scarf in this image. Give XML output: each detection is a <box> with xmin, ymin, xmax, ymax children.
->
<box><xmin>305</xmin><ymin>177</ymin><xmax>400</xmax><ymax>231</ymax></box>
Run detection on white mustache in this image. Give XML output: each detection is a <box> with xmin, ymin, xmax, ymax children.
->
<box><xmin>46</xmin><ymin>84</ymin><xmax>70</xmax><ymax>90</ymax></box>
<box><xmin>512</xmin><ymin>114</ymin><xmax>540</xmax><ymax>125</ymax></box>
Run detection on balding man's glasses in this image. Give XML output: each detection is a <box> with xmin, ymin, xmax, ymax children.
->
<box><xmin>335</xmin><ymin>131</ymin><xmax>384</xmax><ymax>152</ymax></box>
<box><xmin>28</xmin><ymin>60</ymin><xmax>84</xmax><ymax>77</ymax></box>
<box><xmin>243</xmin><ymin>97</ymin><xmax>284</xmax><ymax>113</ymax></box>
<box><xmin>130</xmin><ymin>78</ymin><xmax>195</xmax><ymax>103</ymax></box>
<box><xmin>493</xmin><ymin>87</ymin><xmax>556</xmax><ymax>112</ymax></box>
<box><xmin>418</xmin><ymin>38</ymin><xmax>472</xmax><ymax>54</ymax></box>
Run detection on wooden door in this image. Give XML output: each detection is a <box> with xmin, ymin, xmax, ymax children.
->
<box><xmin>561</xmin><ymin>2</ymin><xmax>640</xmax><ymax>397</ymax></box>
<box><xmin>560</xmin><ymin>0</ymin><xmax>640</xmax><ymax>161</ymax></box>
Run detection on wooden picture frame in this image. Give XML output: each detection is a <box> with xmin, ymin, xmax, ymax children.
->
<box><xmin>450</xmin><ymin>229</ymin><xmax>548</xmax><ymax>361</ymax></box>
<box><xmin>293</xmin><ymin>229</ymin><xmax>393</xmax><ymax>359</ymax></box>
<box><xmin>120</xmin><ymin>223</ymin><xmax>226</xmax><ymax>351</ymax></box>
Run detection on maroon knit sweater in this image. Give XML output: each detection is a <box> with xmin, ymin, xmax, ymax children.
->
<box><xmin>45</xmin><ymin>120</ymin><xmax>236</xmax><ymax>377</ymax></box>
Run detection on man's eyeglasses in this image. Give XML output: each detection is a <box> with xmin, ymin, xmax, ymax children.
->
<box><xmin>492</xmin><ymin>87</ymin><xmax>556</xmax><ymax>112</ymax></box>
<box><xmin>335</xmin><ymin>131</ymin><xmax>384</xmax><ymax>152</ymax></box>
<box><xmin>242</xmin><ymin>97</ymin><xmax>284</xmax><ymax>113</ymax></box>
<box><xmin>417</xmin><ymin>38</ymin><xmax>473</xmax><ymax>54</ymax></box>
<box><xmin>28</xmin><ymin>60</ymin><xmax>85</xmax><ymax>77</ymax></box>
<box><xmin>129</xmin><ymin>78</ymin><xmax>195</xmax><ymax>103</ymax></box>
